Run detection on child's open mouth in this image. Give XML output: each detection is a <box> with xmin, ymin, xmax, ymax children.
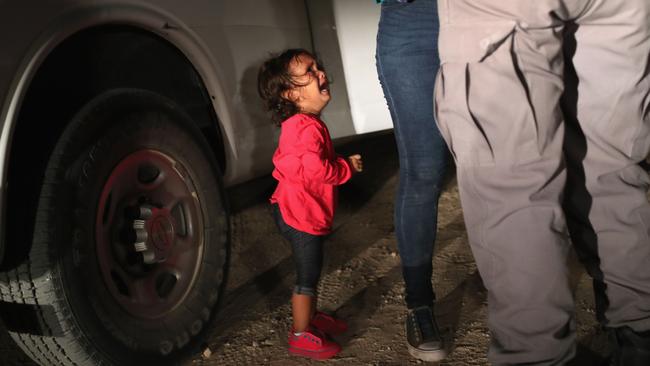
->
<box><xmin>320</xmin><ymin>82</ymin><xmax>330</xmax><ymax>95</ymax></box>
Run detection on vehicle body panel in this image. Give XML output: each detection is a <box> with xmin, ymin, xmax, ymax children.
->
<box><xmin>0</xmin><ymin>0</ymin><xmax>389</xmax><ymax>258</ymax></box>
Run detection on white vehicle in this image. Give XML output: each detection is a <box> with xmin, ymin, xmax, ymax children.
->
<box><xmin>0</xmin><ymin>1</ymin><xmax>390</xmax><ymax>365</ymax></box>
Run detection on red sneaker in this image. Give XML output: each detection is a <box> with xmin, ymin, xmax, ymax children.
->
<box><xmin>288</xmin><ymin>327</ymin><xmax>341</xmax><ymax>360</ymax></box>
<box><xmin>310</xmin><ymin>311</ymin><xmax>348</xmax><ymax>336</ymax></box>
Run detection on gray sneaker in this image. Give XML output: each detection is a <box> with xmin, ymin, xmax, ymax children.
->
<box><xmin>406</xmin><ymin>306</ymin><xmax>447</xmax><ymax>362</ymax></box>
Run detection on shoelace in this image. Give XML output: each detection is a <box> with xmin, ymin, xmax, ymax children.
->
<box><xmin>414</xmin><ymin>308</ymin><xmax>438</xmax><ymax>341</ymax></box>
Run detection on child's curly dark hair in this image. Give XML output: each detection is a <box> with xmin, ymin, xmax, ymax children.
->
<box><xmin>257</xmin><ymin>48</ymin><xmax>324</xmax><ymax>126</ymax></box>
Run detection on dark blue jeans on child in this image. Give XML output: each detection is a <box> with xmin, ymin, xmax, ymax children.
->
<box><xmin>272</xmin><ymin>203</ymin><xmax>323</xmax><ymax>296</ymax></box>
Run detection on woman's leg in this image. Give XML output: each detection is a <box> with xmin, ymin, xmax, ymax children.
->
<box><xmin>376</xmin><ymin>0</ymin><xmax>449</xmax><ymax>362</ymax></box>
<box><xmin>376</xmin><ymin>0</ymin><xmax>449</xmax><ymax>310</ymax></box>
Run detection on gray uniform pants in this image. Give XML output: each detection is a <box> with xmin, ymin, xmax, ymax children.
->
<box><xmin>434</xmin><ymin>0</ymin><xmax>650</xmax><ymax>364</ymax></box>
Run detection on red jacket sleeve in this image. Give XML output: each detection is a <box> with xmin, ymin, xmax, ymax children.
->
<box><xmin>298</xmin><ymin>124</ymin><xmax>352</xmax><ymax>185</ymax></box>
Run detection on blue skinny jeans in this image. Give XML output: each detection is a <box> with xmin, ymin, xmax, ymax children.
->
<box><xmin>376</xmin><ymin>0</ymin><xmax>450</xmax><ymax>309</ymax></box>
<box><xmin>272</xmin><ymin>204</ymin><xmax>323</xmax><ymax>297</ymax></box>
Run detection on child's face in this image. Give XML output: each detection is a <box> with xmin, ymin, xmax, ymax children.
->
<box><xmin>286</xmin><ymin>54</ymin><xmax>330</xmax><ymax>115</ymax></box>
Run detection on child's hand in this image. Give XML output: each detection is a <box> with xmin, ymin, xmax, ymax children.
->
<box><xmin>348</xmin><ymin>154</ymin><xmax>363</xmax><ymax>173</ymax></box>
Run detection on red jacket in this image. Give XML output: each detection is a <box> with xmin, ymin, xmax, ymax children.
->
<box><xmin>270</xmin><ymin>113</ymin><xmax>353</xmax><ymax>235</ymax></box>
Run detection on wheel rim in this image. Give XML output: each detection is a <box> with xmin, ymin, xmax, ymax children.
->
<box><xmin>95</xmin><ymin>149</ymin><xmax>204</xmax><ymax>319</ymax></box>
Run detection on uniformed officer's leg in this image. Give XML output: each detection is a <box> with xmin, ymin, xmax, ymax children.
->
<box><xmin>563</xmin><ymin>0</ymin><xmax>650</xmax><ymax>364</ymax></box>
<box><xmin>435</xmin><ymin>0</ymin><xmax>579</xmax><ymax>364</ymax></box>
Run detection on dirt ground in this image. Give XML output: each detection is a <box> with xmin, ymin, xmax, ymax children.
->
<box><xmin>193</xmin><ymin>131</ymin><xmax>612</xmax><ymax>366</ymax></box>
<box><xmin>0</xmin><ymin>131</ymin><xmax>618</xmax><ymax>365</ymax></box>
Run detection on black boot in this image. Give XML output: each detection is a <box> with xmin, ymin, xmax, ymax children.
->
<box><xmin>609</xmin><ymin>326</ymin><xmax>650</xmax><ymax>366</ymax></box>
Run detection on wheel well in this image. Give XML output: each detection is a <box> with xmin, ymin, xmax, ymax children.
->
<box><xmin>2</xmin><ymin>25</ymin><xmax>226</xmax><ymax>268</ymax></box>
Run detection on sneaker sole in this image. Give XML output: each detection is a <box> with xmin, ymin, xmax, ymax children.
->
<box><xmin>288</xmin><ymin>346</ymin><xmax>341</xmax><ymax>360</ymax></box>
<box><xmin>407</xmin><ymin>343</ymin><xmax>448</xmax><ymax>362</ymax></box>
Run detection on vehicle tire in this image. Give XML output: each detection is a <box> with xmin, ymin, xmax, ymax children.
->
<box><xmin>0</xmin><ymin>89</ymin><xmax>229</xmax><ymax>365</ymax></box>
